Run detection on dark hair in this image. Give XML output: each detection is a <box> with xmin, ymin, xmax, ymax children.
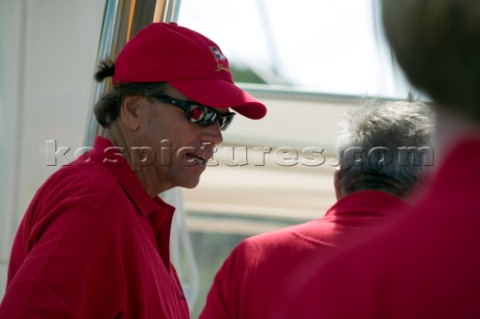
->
<box><xmin>382</xmin><ymin>0</ymin><xmax>480</xmax><ymax>120</ymax></box>
<box><xmin>93</xmin><ymin>59</ymin><xmax>167</xmax><ymax>128</ymax></box>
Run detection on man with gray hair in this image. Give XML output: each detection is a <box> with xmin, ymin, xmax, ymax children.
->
<box><xmin>199</xmin><ymin>97</ymin><xmax>434</xmax><ymax>319</ymax></box>
<box><xmin>274</xmin><ymin>0</ymin><xmax>480</xmax><ymax>318</ymax></box>
<box><xmin>335</xmin><ymin>98</ymin><xmax>434</xmax><ymax>199</ymax></box>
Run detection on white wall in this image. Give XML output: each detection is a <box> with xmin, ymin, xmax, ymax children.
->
<box><xmin>0</xmin><ymin>0</ymin><xmax>106</xmax><ymax>297</ymax></box>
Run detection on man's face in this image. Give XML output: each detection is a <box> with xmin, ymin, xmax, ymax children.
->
<box><xmin>131</xmin><ymin>85</ymin><xmax>225</xmax><ymax>194</ymax></box>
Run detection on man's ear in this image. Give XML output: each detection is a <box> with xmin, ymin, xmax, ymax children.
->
<box><xmin>120</xmin><ymin>96</ymin><xmax>142</xmax><ymax>131</ymax></box>
<box><xmin>334</xmin><ymin>167</ymin><xmax>343</xmax><ymax>201</ymax></box>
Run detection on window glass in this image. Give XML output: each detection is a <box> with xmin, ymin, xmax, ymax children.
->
<box><xmin>178</xmin><ymin>0</ymin><xmax>419</xmax><ymax>98</ymax></box>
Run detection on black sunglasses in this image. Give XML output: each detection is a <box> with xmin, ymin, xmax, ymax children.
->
<box><xmin>150</xmin><ymin>93</ymin><xmax>236</xmax><ymax>131</ymax></box>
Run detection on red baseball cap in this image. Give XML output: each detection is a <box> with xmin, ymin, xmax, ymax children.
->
<box><xmin>113</xmin><ymin>22</ymin><xmax>266</xmax><ymax>120</ymax></box>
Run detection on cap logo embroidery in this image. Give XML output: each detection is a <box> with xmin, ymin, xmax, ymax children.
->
<box><xmin>210</xmin><ymin>46</ymin><xmax>230</xmax><ymax>72</ymax></box>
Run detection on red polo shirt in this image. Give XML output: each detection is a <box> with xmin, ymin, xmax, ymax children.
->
<box><xmin>274</xmin><ymin>134</ymin><xmax>480</xmax><ymax>319</ymax></box>
<box><xmin>199</xmin><ymin>191</ymin><xmax>409</xmax><ymax>319</ymax></box>
<box><xmin>0</xmin><ymin>137</ymin><xmax>190</xmax><ymax>319</ymax></box>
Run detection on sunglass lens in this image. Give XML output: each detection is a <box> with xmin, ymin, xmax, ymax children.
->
<box><xmin>188</xmin><ymin>105</ymin><xmax>234</xmax><ymax>131</ymax></box>
<box><xmin>190</xmin><ymin>105</ymin><xmax>204</xmax><ymax>121</ymax></box>
<box><xmin>220</xmin><ymin>114</ymin><xmax>234</xmax><ymax>131</ymax></box>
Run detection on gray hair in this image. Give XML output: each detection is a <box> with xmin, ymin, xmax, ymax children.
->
<box><xmin>336</xmin><ymin>98</ymin><xmax>435</xmax><ymax>198</ymax></box>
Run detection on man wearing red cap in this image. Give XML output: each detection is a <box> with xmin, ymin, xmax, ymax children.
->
<box><xmin>0</xmin><ymin>22</ymin><xmax>266</xmax><ymax>319</ymax></box>
<box><xmin>199</xmin><ymin>98</ymin><xmax>434</xmax><ymax>319</ymax></box>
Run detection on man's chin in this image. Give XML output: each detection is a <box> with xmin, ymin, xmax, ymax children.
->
<box><xmin>180</xmin><ymin>178</ymin><xmax>201</xmax><ymax>189</ymax></box>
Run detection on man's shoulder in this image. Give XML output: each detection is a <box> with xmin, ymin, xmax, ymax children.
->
<box><xmin>43</xmin><ymin>162</ymin><xmax>118</xmax><ymax>197</ymax></box>
<box><xmin>234</xmin><ymin>219</ymin><xmax>331</xmax><ymax>257</ymax></box>
<box><xmin>29</xmin><ymin>162</ymin><xmax>128</xmax><ymax>221</ymax></box>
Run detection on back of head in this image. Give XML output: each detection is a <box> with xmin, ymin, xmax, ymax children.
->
<box><xmin>336</xmin><ymin>97</ymin><xmax>435</xmax><ymax>198</ymax></box>
<box><xmin>381</xmin><ymin>0</ymin><xmax>480</xmax><ymax>120</ymax></box>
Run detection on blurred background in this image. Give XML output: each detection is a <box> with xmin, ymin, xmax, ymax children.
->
<box><xmin>0</xmin><ymin>0</ymin><xmax>419</xmax><ymax>316</ymax></box>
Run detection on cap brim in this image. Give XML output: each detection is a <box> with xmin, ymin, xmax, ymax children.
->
<box><xmin>169</xmin><ymin>79</ymin><xmax>267</xmax><ymax>120</ymax></box>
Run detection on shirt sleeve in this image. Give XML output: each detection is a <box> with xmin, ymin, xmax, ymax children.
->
<box><xmin>0</xmin><ymin>202</ymin><xmax>125</xmax><ymax>319</ymax></box>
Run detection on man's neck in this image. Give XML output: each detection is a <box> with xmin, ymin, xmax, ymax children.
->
<box><xmin>103</xmin><ymin>124</ymin><xmax>168</xmax><ymax>197</ymax></box>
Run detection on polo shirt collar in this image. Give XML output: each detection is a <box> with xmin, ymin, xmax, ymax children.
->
<box><xmin>325</xmin><ymin>190</ymin><xmax>408</xmax><ymax>218</ymax></box>
<box><xmin>91</xmin><ymin>136</ymin><xmax>176</xmax><ymax>222</ymax></box>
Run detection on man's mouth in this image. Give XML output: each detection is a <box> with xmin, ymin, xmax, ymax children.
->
<box><xmin>186</xmin><ymin>152</ymin><xmax>208</xmax><ymax>165</ymax></box>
